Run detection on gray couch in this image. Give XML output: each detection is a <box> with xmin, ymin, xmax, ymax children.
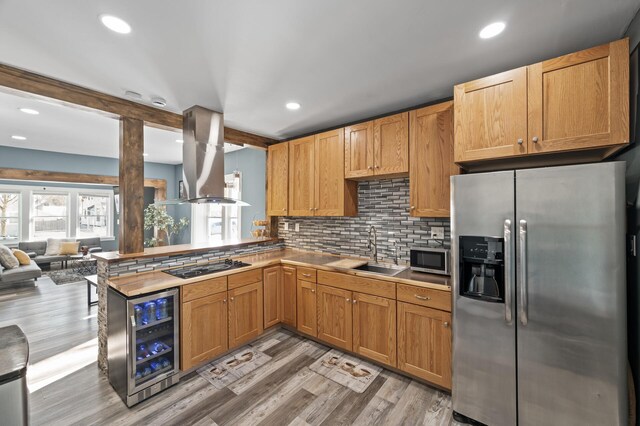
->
<box><xmin>18</xmin><ymin>237</ymin><xmax>103</xmax><ymax>268</ymax></box>
<box><xmin>0</xmin><ymin>260</ymin><xmax>42</xmax><ymax>285</ymax></box>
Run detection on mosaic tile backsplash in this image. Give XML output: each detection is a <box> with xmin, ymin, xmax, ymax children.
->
<box><xmin>278</xmin><ymin>177</ymin><xmax>451</xmax><ymax>264</ymax></box>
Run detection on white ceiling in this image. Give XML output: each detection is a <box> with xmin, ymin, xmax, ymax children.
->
<box><xmin>0</xmin><ymin>0</ymin><xmax>638</xmax><ymax>141</ymax></box>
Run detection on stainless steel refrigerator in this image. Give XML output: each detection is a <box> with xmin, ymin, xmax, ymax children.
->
<box><xmin>451</xmin><ymin>162</ymin><xmax>627</xmax><ymax>426</ymax></box>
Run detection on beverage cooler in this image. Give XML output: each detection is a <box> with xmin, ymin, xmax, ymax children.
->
<box><xmin>107</xmin><ymin>287</ymin><xmax>180</xmax><ymax>407</ymax></box>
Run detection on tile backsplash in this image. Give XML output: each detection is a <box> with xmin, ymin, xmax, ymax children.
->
<box><xmin>278</xmin><ymin>177</ymin><xmax>450</xmax><ymax>264</ymax></box>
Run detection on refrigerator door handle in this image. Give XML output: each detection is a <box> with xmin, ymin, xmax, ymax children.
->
<box><xmin>519</xmin><ymin>219</ymin><xmax>528</xmax><ymax>325</ymax></box>
<box><xmin>504</xmin><ymin>219</ymin><xmax>513</xmax><ymax>323</ymax></box>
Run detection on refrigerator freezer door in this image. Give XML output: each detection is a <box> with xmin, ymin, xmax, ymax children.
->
<box><xmin>516</xmin><ymin>162</ymin><xmax>627</xmax><ymax>426</ymax></box>
<box><xmin>451</xmin><ymin>170</ymin><xmax>517</xmax><ymax>426</ymax></box>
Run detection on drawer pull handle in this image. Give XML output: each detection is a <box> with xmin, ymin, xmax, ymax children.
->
<box><xmin>302</xmin><ymin>273</ymin><xmax>312</xmax><ymax>277</ymax></box>
<box><xmin>414</xmin><ymin>294</ymin><xmax>431</xmax><ymax>301</ymax></box>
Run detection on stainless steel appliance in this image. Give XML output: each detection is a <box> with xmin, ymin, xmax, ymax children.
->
<box><xmin>451</xmin><ymin>162</ymin><xmax>627</xmax><ymax>426</ymax></box>
<box><xmin>0</xmin><ymin>325</ymin><xmax>29</xmax><ymax>426</ymax></box>
<box><xmin>409</xmin><ymin>247</ymin><xmax>450</xmax><ymax>275</ymax></box>
<box><xmin>107</xmin><ymin>287</ymin><xmax>180</xmax><ymax>407</ymax></box>
<box><xmin>165</xmin><ymin>258</ymin><xmax>251</xmax><ymax>279</ymax></box>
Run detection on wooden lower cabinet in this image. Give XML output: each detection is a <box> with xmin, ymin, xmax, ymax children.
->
<box><xmin>353</xmin><ymin>293</ymin><xmax>396</xmax><ymax>367</ymax></box>
<box><xmin>317</xmin><ymin>284</ymin><xmax>352</xmax><ymax>351</ymax></box>
<box><xmin>263</xmin><ymin>266</ymin><xmax>282</xmax><ymax>328</ymax></box>
<box><xmin>296</xmin><ymin>280</ymin><xmax>317</xmax><ymax>336</ymax></box>
<box><xmin>228</xmin><ymin>281</ymin><xmax>263</xmax><ymax>348</ymax></box>
<box><xmin>282</xmin><ymin>266</ymin><xmax>297</xmax><ymax>326</ymax></box>
<box><xmin>180</xmin><ymin>291</ymin><xmax>228</xmax><ymax>371</ymax></box>
<box><xmin>397</xmin><ymin>302</ymin><xmax>452</xmax><ymax>390</ymax></box>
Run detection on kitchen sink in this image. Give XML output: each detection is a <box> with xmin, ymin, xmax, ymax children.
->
<box><xmin>353</xmin><ymin>263</ymin><xmax>407</xmax><ymax>276</ymax></box>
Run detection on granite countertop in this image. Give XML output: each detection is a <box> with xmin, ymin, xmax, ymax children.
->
<box><xmin>0</xmin><ymin>325</ymin><xmax>29</xmax><ymax>383</ymax></box>
<box><xmin>108</xmin><ymin>248</ymin><xmax>452</xmax><ymax>297</ymax></box>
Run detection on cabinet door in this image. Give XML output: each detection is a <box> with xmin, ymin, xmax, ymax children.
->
<box><xmin>317</xmin><ymin>284</ymin><xmax>352</xmax><ymax>351</ymax></box>
<box><xmin>181</xmin><ymin>292</ymin><xmax>228</xmax><ymax>371</ymax></box>
<box><xmin>344</xmin><ymin>121</ymin><xmax>374</xmax><ymax>179</ymax></box>
<box><xmin>289</xmin><ymin>136</ymin><xmax>315</xmax><ymax>216</ymax></box>
<box><xmin>528</xmin><ymin>38</ymin><xmax>629</xmax><ymax>154</ymax></box>
<box><xmin>297</xmin><ymin>280</ymin><xmax>317</xmax><ymax>336</ymax></box>
<box><xmin>397</xmin><ymin>302</ymin><xmax>451</xmax><ymax>390</ymax></box>
<box><xmin>267</xmin><ymin>143</ymin><xmax>289</xmax><ymax>216</ymax></box>
<box><xmin>315</xmin><ymin>129</ymin><xmax>346</xmax><ymax>216</ymax></box>
<box><xmin>228</xmin><ymin>282</ymin><xmax>263</xmax><ymax>348</ymax></box>
<box><xmin>263</xmin><ymin>266</ymin><xmax>282</xmax><ymax>328</ymax></box>
<box><xmin>373</xmin><ymin>112</ymin><xmax>409</xmax><ymax>176</ymax></box>
<box><xmin>353</xmin><ymin>293</ymin><xmax>396</xmax><ymax>367</ymax></box>
<box><xmin>409</xmin><ymin>101</ymin><xmax>458</xmax><ymax>218</ymax></box>
<box><xmin>454</xmin><ymin>67</ymin><xmax>528</xmax><ymax>162</ymax></box>
<box><xmin>282</xmin><ymin>266</ymin><xmax>297</xmax><ymax>327</ymax></box>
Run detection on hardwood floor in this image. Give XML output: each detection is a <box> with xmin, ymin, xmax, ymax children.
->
<box><xmin>0</xmin><ymin>277</ymin><xmax>456</xmax><ymax>425</ymax></box>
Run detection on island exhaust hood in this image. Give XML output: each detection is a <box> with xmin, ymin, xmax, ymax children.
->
<box><xmin>180</xmin><ymin>106</ymin><xmax>248</xmax><ymax>205</ymax></box>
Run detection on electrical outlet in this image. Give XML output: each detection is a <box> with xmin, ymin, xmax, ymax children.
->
<box><xmin>295</xmin><ymin>223</ymin><xmax>300</xmax><ymax>232</ymax></box>
<box><xmin>430</xmin><ymin>226</ymin><xmax>445</xmax><ymax>240</ymax></box>
<box><xmin>284</xmin><ymin>222</ymin><xmax>289</xmax><ymax>231</ymax></box>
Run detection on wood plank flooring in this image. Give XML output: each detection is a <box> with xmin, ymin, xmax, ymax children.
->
<box><xmin>0</xmin><ymin>277</ymin><xmax>457</xmax><ymax>425</ymax></box>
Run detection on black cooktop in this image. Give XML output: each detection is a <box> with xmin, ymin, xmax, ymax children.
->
<box><xmin>165</xmin><ymin>259</ymin><xmax>252</xmax><ymax>279</ymax></box>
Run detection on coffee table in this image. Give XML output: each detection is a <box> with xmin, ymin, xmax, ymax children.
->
<box><xmin>69</xmin><ymin>255</ymin><xmax>97</xmax><ymax>276</ymax></box>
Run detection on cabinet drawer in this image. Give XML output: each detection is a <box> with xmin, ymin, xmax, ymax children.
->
<box><xmin>297</xmin><ymin>267</ymin><xmax>317</xmax><ymax>282</ymax></box>
<box><xmin>182</xmin><ymin>276</ymin><xmax>227</xmax><ymax>302</ymax></box>
<box><xmin>228</xmin><ymin>268</ymin><xmax>263</xmax><ymax>290</ymax></box>
<box><xmin>317</xmin><ymin>270</ymin><xmax>395</xmax><ymax>299</ymax></box>
<box><xmin>397</xmin><ymin>284</ymin><xmax>451</xmax><ymax>312</ymax></box>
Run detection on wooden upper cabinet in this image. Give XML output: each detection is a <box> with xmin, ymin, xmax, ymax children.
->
<box><xmin>409</xmin><ymin>101</ymin><xmax>458</xmax><ymax>218</ymax></box>
<box><xmin>344</xmin><ymin>121</ymin><xmax>375</xmax><ymax>179</ymax></box>
<box><xmin>282</xmin><ymin>266</ymin><xmax>297</xmax><ymax>327</ymax></box>
<box><xmin>297</xmin><ymin>279</ymin><xmax>317</xmax><ymax>336</ymax></box>
<box><xmin>288</xmin><ymin>136</ymin><xmax>315</xmax><ymax>216</ymax></box>
<box><xmin>267</xmin><ymin>142</ymin><xmax>289</xmax><ymax>216</ymax></box>
<box><xmin>180</xmin><ymin>291</ymin><xmax>228</xmax><ymax>371</ymax></box>
<box><xmin>263</xmin><ymin>266</ymin><xmax>282</xmax><ymax>329</ymax></box>
<box><xmin>527</xmin><ymin>38</ymin><xmax>629</xmax><ymax>154</ymax></box>
<box><xmin>317</xmin><ymin>284</ymin><xmax>353</xmax><ymax>351</ymax></box>
<box><xmin>228</xmin><ymin>281</ymin><xmax>263</xmax><ymax>348</ymax></box>
<box><xmin>315</xmin><ymin>129</ymin><xmax>347</xmax><ymax>216</ymax></box>
<box><xmin>454</xmin><ymin>67</ymin><xmax>528</xmax><ymax>162</ymax></box>
<box><xmin>373</xmin><ymin>112</ymin><xmax>409</xmax><ymax>176</ymax></box>
<box><xmin>397</xmin><ymin>302</ymin><xmax>452</xmax><ymax>390</ymax></box>
<box><xmin>353</xmin><ymin>293</ymin><xmax>396</xmax><ymax>367</ymax></box>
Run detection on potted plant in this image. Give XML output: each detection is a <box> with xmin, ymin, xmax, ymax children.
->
<box><xmin>143</xmin><ymin>204</ymin><xmax>189</xmax><ymax>247</ymax></box>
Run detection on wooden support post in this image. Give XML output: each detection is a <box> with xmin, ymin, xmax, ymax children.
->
<box><xmin>119</xmin><ymin>117</ymin><xmax>145</xmax><ymax>254</ymax></box>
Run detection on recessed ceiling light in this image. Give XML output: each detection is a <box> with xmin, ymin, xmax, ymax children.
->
<box><xmin>176</xmin><ymin>139</ymin><xmax>184</xmax><ymax>144</ymax></box>
<box><xmin>143</xmin><ymin>153</ymin><xmax>149</xmax><ymax>157</ymax></box>
<box><xmin>479</xmin><ymin>22</ymin><xmax>506</xmax><ymax>39</ymax></box>
<box><xmin>151</xmin><ymin>97</ymin><xmax>167</xmax><ymax>107</ymax></box>
<box><xmin>19</xmin><ymin>108</ymin><xmax>39</xmax><ymax>115</ymax></box>
<box><xmin>11</xmin><ymin>135</ymin><xmax>27</xmax><ymax>141</ymax></box>
<box><xmin>286</xmin><ymin>102</ymin><xmax>301</xmax><ymax>110</ymax></box>
<box><xmin>124</xmin><ymin>90</ymin><xmax>142</xmax><ymax>100</ymax></box>
<box><xmin>100</xmin><ymin>14</ymin><xmax>131</xmax><ymax>34</ymax></box>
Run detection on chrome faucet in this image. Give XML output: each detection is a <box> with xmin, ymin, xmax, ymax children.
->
<box><xmin>368</xmin><ymin>225</ymin><xmax>378</xmax><ymax>263</ymax></box>
<box><xmin>393</xmin><ymin>240</ymin><xmax>399</xmax><ymax>265</ymax></box>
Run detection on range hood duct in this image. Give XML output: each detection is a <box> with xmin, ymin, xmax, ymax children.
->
<box><xmin>182</xmin><ymin>106</ymin><xmax>247</xmax><ymax>205</ymax></box>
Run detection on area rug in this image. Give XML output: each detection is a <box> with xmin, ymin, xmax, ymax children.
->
<box><xmin>43</xmin><ymin>269</ymin><xmax>86</xmax><ymax>285</ymax></box>
<box><xmin>197</xmin><ymin>346</ymin><xmax>272</xmax><ymax>389</ymax></box>
<box><xmin>309</xmin><ymin>349</ymin><xmax>382</xmax><ymax>393</ymax></box>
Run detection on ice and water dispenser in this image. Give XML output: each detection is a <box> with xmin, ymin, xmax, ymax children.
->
<box><xmin>459</xmin><ymin>236</ymin><xmax>505</xmax><ymax>302</ymax></box>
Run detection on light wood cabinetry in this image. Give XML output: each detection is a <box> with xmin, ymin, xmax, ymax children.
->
<box><xmin>181</xmin><ymin>291</ymin><xmax>228</xmax><ymax>371</ymax></box>
<box><xmin>397</xmin><ymin>283</ymin><xmax>451</xmax><ymax>312</ymax></box>
<box><xmin>344</xmin><ymin>112</ymin><xmax>409</xmax><ymax>179</ymax></box>
<box><xmin>228</xmin><ymin>281</ymin><xmax>263</xmax><ymax>348</ymax></box>
<box><xmin>317</xmin><ymin>284</ymin><xmax>353</xmax><ymax>351</ymax></box>
<box><xmin>263</xmin><ymin>266</ymin><xmax>282</xmax><ymax>328</ymax></box>
<box><xmin>297</xmin><ymin>279</ymin><xmax>317</xmax><ymax>336</ymax></box>
<box><xmin>397</xmin><ymin>302</ymin><xmax>451</xmax><ymax>390</ymax></box>
<box><xmin>353</xmin><ymin>292</ymin><xmax>396</xmax><ymax>367</ymax></box>
<box><xmin>288</xmin><ymin>136</ymin><xmax>316</xmax><ymax>216</ymax></box>
<box><xmin>267</xmin><ymin>142</ymin><xmax>289</xmax><ymax>216</ymax></box>
<box><xmin>454</xmin><ymin>38</ymin><xmax>629</xmax><ymax>167</ymax></box>
<box><xmin>409</xmin><ymin>101</ymin><xmax>457</xmax><ymax>217</ymax></box>
<box><xmin>282</xmin><ymin>266</ymin><xmax>297</xmax><ymax>326</ymax></box>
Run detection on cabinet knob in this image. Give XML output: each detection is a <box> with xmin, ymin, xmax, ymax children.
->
<box><xmin>517</xmin><ymin>138</ymin><xmax>523</xmax><ymax>145</ymax></box>
<box><xmin>352</xmin><ymin>299</ymin><xmax>357</xmax><ymax>304</ymax></box>
<box><xmin>346</xmin><ymin>298</ymin><xmax>350</xmax><ymax>302</ymax></box>
<box><xmin>532</xmin><ymin>136</ymin><xmax>539</xmax><ymax>143</ymax></box>
<box><xmin>443</xmin><ymin>321</ymin><xmax>450</xmax><ymax>328</ymax></box>
<box><xmin>368</xmin><ymin>166</ymin><xmax>373</xmax><ymax>170</ymax></box>
<box><xmin>223</xmin><ymin>299</ymin><xmax>227</xmax><ymax>304</ymax></box>
<box><xmin>309</xmin><ymin>208</ymin><xmax>313</xmax><ymax>211</ymax></box>
<box><xmin>375</xmin><ymin>165</ymin><xmax>380</xmax><ymax>169</ymax></box>
<box><xmin>230</xmin><ymin>297</ymin><xmax>234</xmax><ymax>302</ymax></box>
<box><xmin>311</xmin><ymin>289</ymin><xmax>315</xmax><ymax>293</ymax></box>
<box><xmin>410</xmin><ymin>206</ymin><xmax>415</xmax><ymax>210</ymax></box>
<box><xmin>282</xmin><ymin>208</ymin><xmax>286</xmax><ymax>211</ymax></box>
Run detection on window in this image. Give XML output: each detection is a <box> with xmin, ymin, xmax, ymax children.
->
<box><xmin>32</xmin><ymin>193</ymin><xmax>69</xmax><ymax>239</ymax></box>
<box><xmin>77</xmin><ymin>194</ymin><xmax>110</xmax><ymax>238</ymax></box>
<box><xmin>195</xmin><ymin>173</ymin><xmax>242</xmax><ymax>242</ymax></box>
<box><xmin>0</xmin><ymin>192</ymin><xmax>20</xmax><ymax>243</ymax></box>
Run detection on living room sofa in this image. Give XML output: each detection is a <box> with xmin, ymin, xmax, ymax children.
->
<box><xmin>0</xmin><ymin>260</ymin><xmax>42</xmax><ymax>285</ymax></box>
<box><xmin>18</xmin><ymin>237</ymin><xmax>103</xmax><ymax>268</ymax></box>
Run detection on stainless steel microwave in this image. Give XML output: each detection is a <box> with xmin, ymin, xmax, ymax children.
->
<box><xmin>410</xmin><ymin>247</ymin><xmax>450</xmax><ymax>275</ymax></box>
